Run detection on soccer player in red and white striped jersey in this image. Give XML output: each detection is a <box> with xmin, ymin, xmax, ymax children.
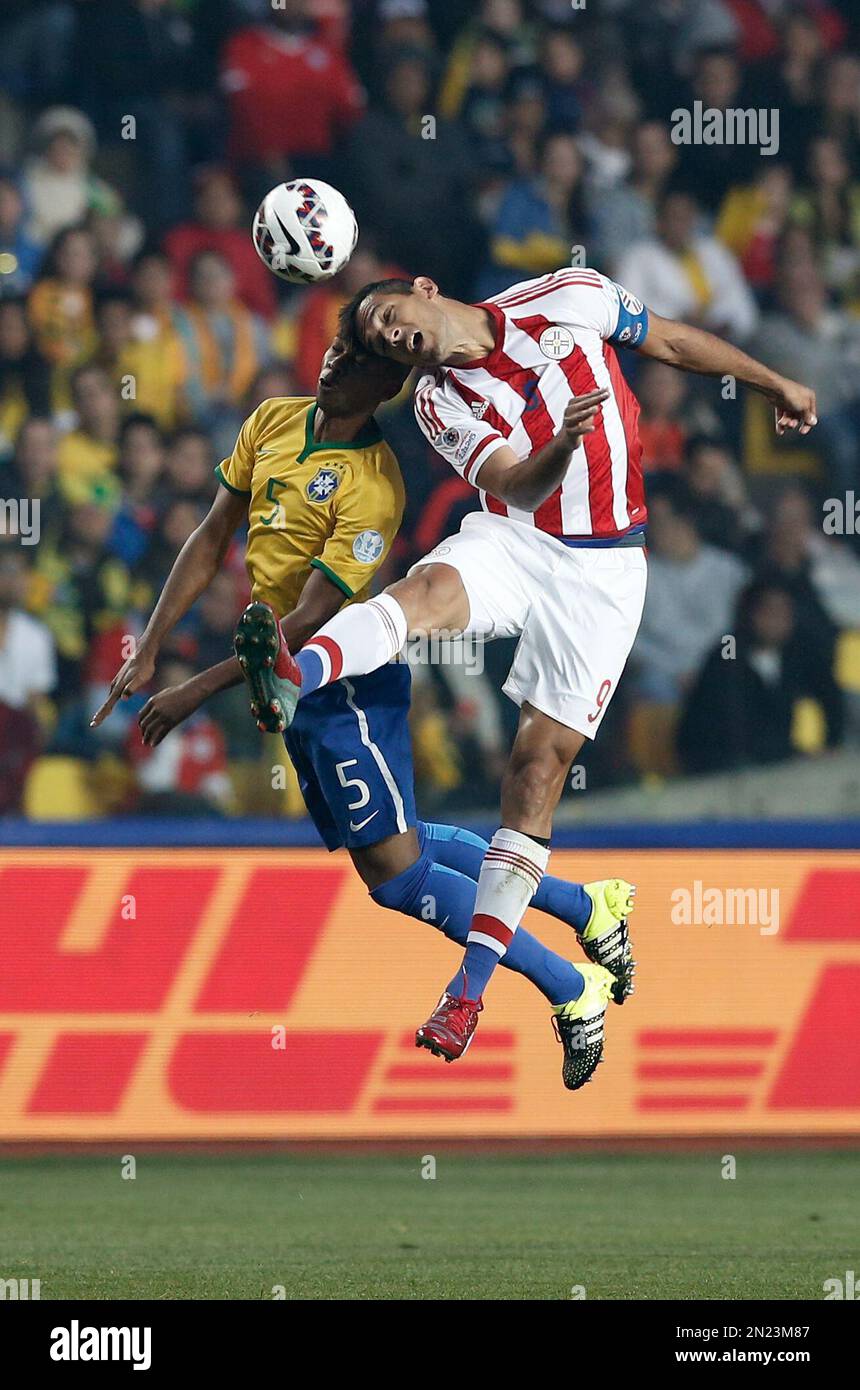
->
<box><xmin>412</xmin><ymin>266</ymin><xmax>649</xmax><ymax>541</ymax></box>
<box><xmin>278</xmin><ymin>266</ymin><xmax>818</xmax><ymax>1072</ymax></box>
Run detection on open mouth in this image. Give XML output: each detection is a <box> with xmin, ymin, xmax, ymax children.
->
<box><xmin>407</xmin><ymin>330</ymin><xmax>423</xmax><ymax>356</ymax></box>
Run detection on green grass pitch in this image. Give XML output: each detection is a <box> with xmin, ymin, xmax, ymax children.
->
<box><xmin>3</xmin><ymin>1150</ymin><xmax>857</xmax><ymax>1300</ymax></box>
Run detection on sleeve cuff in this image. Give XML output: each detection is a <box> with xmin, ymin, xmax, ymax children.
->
<box><xmin>310</xmin><ymin>557</ymin><xmax>355</xmax><ymax>598</ymax></box>
<box><xmin>214</xmin><ymin>463</ymin><xmax>251</xmax><ymax>497</ymax></box>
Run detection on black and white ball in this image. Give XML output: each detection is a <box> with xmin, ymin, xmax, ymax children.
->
<box><xmin>252</xmin><ymin>179</ymin><xmax>358</xmax><ymax>285</ymax></box>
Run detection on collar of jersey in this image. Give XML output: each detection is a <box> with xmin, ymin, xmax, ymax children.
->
<box><xmin>455</xmin><ymin>302</ymin><xmax>506</xmax><ymax>370</ymax></box>
<box><xmin>297</xmin><ymin>402</ymin><xmax>383</xmax><ymax>462</ymax></box>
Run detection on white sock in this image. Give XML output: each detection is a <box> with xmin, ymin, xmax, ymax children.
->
<box><xmin>467</xmin><ymin>828</ymin><xmax>551</xmax><ymax>957</ymax></box>
<box><xmin>299</xmin><ymin>592</ymin><xmax>408</xmax><ymax>688</ymax></box>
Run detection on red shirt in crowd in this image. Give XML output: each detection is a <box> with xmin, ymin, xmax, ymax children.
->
<box><xmin>163</xmin><ymin>224</ymin><xmax>277</xmax><ymax>319</ymax></box>
<box><xmin>220</xmin><ymin>25</ymin><xmax>364</xmax><ymax>165</ymax></box>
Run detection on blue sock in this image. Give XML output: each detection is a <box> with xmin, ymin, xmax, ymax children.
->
<box><xmin>372</xmin><ymin>835</ymin><xmax>583</xmax><ymax>1006</ymax></box>
<box><xmin>296</xmin><ymin>648</ymin><xmax>325</xmax><ymax>696</ymax></box>
<box><xmin>420</xmin><ymin>821</ymin><xmax>592</xmax><ymax>932</ymax></box>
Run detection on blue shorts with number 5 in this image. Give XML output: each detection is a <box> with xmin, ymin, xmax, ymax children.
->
<box><xmin>283</xmin><ymin>660</ymin><xmax>417</xmax><ymax>851</ymax></box>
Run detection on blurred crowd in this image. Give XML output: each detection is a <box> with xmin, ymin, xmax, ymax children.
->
<box><xmin>1</xmin><ymin>0</ymin><xmax>860</xmax><ymax>820</ymax></box>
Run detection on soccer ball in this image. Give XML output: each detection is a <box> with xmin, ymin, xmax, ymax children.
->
<box><xmin>252</xmin><ymin>179</ymin><xmax>358</xmax><ymax>285</ymax></box>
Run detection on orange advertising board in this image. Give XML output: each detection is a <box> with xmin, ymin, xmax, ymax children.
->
<box><xmin>0</xmin><ymin>848</ymin><xmax>858</xmax><ymax>1138</ymax></box>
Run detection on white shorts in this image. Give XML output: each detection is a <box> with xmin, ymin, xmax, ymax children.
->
<box><xmin>410</xmin><ymin>513</ymin><xmax>647</xmax><ymax>736</ymax></box>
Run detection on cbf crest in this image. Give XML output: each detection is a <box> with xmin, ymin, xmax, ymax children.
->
<box><xmin>307</xmin><ymin>467</ymin><xmax>341</xmax><ymax>503</ymax></box>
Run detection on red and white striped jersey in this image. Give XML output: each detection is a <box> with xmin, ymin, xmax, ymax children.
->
<box><xmin>413</xmin><ymin>268</ymin><xmax>650</xmax><ymax>540</ymax></box>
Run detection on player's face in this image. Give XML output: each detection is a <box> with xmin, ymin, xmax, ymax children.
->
<box><xmin>357</xmin><ymin>288</ymin><xmax>446</xmax><ymax>366</ymax></box>
<box><xmin>316</xmin><ymin>339</ymin><xmax>405</xmax><ymax>416</ymax></box>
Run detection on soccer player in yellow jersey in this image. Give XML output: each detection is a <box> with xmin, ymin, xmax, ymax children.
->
<box><xmin>92</xmin><ymin>337</ymin><xmax>635</xmax><ymax>1088</ymax></box>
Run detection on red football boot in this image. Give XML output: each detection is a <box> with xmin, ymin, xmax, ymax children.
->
<box><xmin>415</xmin><ymin>992</ymin><xmax>483</xmax><ymax>1062</ymax></box>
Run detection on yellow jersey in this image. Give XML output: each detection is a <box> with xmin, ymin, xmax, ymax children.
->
<box><xmin>216</xmin><ymin>397</ymin><xmax>404</xmax><ymax>616</ymax></box>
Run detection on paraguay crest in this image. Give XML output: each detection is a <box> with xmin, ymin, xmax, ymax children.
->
<box><xmin>307</xmin><ymin>467</ymin><xmax>341</xmax><ymax>503</ymax></box>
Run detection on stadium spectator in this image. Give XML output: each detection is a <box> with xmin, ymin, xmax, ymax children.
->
<box><xmin>752</xmin><ymin>262</ymin><xmax>860</xmax><ymax>495</ymax></box>
<box><xmin>637</xmin><ymin>361</ymin><xmax>691</xmax><ymax>474</ymax></box>
<box><xmin>678</xmin><ymin>577</ymin><xmax>844</xmax><ymax>774</ymax></box>
<box><xmin>173</xmin><ymin>251</ymin><xmax>270</xmax><ymax>453</ymax></box>
<box><xmin>442</xmin><ymin>26</ymin><xmax>510</xmax><ymax>171</ymax></box>
<box><xmin>790</xmin><ymin>135</ymin><xmax>860</xmax><ymax>299</ymax></box>
<box><xmin>0</xmin><ymin>298</ymin><xmax>52</xmax><ymax>459</ymax></box>
<box><xmin>164</xmin><ymin>168</ymin><xmax>277</xmax><ymax>321</ymax></box>
<box><xmin>27</xmin><ymin>226</ymin><xmax>99</xmax><ymax>390</ymax></box>
<box><xmin>590</xmin><ymin>120</ymin><xmax>678</xmax><ymax>274</ymax></box>
<box><xmin>161</xmin><ymin>429</ymin><xmax>217</xmax><ymax>510</ymax></box>
<box><xmin>220</xmin><ymin>2</ymin><xmax>364</xmax><ymax>185</ymax></box>
<box><xmin>126</xmin><ymin>653</ymin><xmax>232</xmax><ymax>815</ymax></box>
<box><xmin>670</xmin><ymin>48</ymin><xmax>758</xmax><ymax>213</ymax></box>
<box><xmin>630</xmin><ymin>482</ymin><xmax>748</xmax><ymax>704</ymax></box>
<box><xmin>0</xmin><ymin>176</ymin><xmax>43</xmax><ymax>296</ymax></box>
<box><xmin>0</xmin><ymin>545</ymin><xmax>57</xmax><ymax>710</ymax></box>
<box><xmin>21</xmin><ymin>107</ymin><xmax>122</xmax><ymax>248</ymax></box>
<box><xmin>94</xmin><ymin>288</ymin><xmax>187</xmax><ymax>432</ymax></box>
<box><xmin>539</xmin><ymin>26</ymin><xmax>589</xmax><ymax>134</ymax></box>
<box><xmin>57</xmin><ymin>364</ymin><xmax>121</xmax><ymax>505</ymax></box>
<box><xmin>0</xmin><ymin>415</ymin><xmax>63</xmax><ymax>544</ymax></box>
<box><xmin>758</xmin><ymin>485</ymin><xmax>860</xmax><ymax>632</ymax></box>
<box><xmin>109</xmin><ymin>414</ymin><xmax>165</xmax><ymax>567</ymax></box>
<box><xmin>681</xmin><ymin>435</ymin><xmax>759</xmax><ymax>556</ymax></box>
<box><xmin>615</xmin><ymin>189</ymin><xmax>759</xmax><ymax>342</ymax></box>
<box><xmin>477</xmin><ymin>131</ymin><xmax>588</xmax><ymax>298</ymax></box>
<box><xmin>716</xmin><ymin>163</ymin><xmax>794</xmax><ymax>294</ymax></box>
<box><xmin>345</xmin><ymin>49</ymin><xmax>481</xmax><ymax>296</ymax></box>
<box><xmin>0</xmin><ymin>545</ymin><xmax>55</xmax><ymax>813</ymax></box>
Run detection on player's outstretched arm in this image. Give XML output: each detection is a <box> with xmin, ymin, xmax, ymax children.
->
<box><xmin>477</xmin><ymin>388</ymin><xmax>610</xmax><ymax>511</ymax></box>
<box><xmin>90</xmin><ymin>487</ymin><xmax>248</xmax><ymax>727</ymax></box>
<box><xmin>638</xmin><ymin>312</ymin><xmax>818</xmax><ymax>436</ymax></box>
<box><xmin>138</xmin><ymin>567</ymin><xmax>348</xmax><ymax>746</ymax></box>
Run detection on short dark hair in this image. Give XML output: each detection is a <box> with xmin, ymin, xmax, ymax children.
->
<box><xmin>337</xmin><ymin>277</ymin><xmax>414</xmax><ymax>353</ymax></box>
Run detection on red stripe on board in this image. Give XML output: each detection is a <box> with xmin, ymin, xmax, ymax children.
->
<box><xmin>638</xmin><ymin>1062</ymin><xmax>765</xmax><ymax>1080</ymax></box>
<box><xmin>28</xmin><ymin>1033</ymin><xmax>148</xmax><ymax>1114</ymax></box>
<box><xmin>373</xmin><ymin>1096</ymin><xmax>512</xmax><ymax>1113</ymax></box>
<box><xmin>385</xmin><ymin>1064</ymin><xmax>513</xmax><ymax>1082</ymax></box>
<box><xmin>639</xmin><ymin>1030</ymin><xmax>778</xmax><ymax>1048</ymax></box>
<box><xmin>313</xmin><ymin>635</ymin><xmax>343</xmax><ymax>682</ymax></box>
<box><xmin>638</xmin><ymin>1095</ymin><xmax>751</xmax><ymax>1111</ymax></box>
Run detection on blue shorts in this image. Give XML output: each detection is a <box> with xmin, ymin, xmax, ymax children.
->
<box><xmin>283</xmin><ymin>661</ymin><xmax>417</xmax><ymax>851</ymax></box>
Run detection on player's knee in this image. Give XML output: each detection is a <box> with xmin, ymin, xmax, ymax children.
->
<box><xmin>391</xmin><ymin>564</ymin><xmax>467</xmax><ymax>636</ymax></box>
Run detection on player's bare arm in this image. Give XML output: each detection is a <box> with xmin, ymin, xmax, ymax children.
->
<box><xmin>138</xmin><ymin>568</ymin><xmax>347</xmax><ymax>747</ymax></box>
<box><xmin>90</xmin><ymin>486</ymin><xmax>248</xmax><ymax>727</ymax></box>
<box><xmin>477</xmin><ymin>389</ymin><xmax>610</xmax><ymax>510</ymax></box>
<box><xmin>639</xmin><ymin>312</ymin><xmax>818</xmax><ymax>436</ymax></box>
